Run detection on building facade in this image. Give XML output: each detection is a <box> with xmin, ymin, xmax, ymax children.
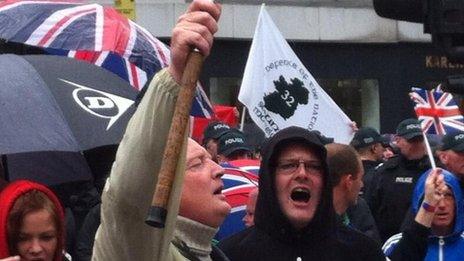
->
<box><xmin>109</xmin><ymin>0</ymin><xmax>464</xmax><ymax>133</ymax></box>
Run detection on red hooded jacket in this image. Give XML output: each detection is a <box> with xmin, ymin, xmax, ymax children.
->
<box><xmin>0</xmin><ymin>180</ymin><xmax>64</xmax><ymax>260</ymax></box>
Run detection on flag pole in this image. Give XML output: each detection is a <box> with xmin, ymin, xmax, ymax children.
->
<box><xmin>240</xmin><ymin>106</ymin><xmax>246</xmax><ymax>131</ymax></box>
<box><xmin>422</xmin><ymin>132</ymin><xmax>437</xmax><ymax>169</ymax></box>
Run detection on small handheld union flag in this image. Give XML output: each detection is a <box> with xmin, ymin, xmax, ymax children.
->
<box><xmin>409</xmin><ymin>87</ymin><xmax>464</xmax><ymax>135</ymax></box>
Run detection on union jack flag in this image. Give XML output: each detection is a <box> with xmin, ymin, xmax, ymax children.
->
<box><xmin>0</xmin><ymin>0</ymin><xmax>169</xmax><ymax>77</ymax></box>
<box><xmin>409</xmin><ymin>87</ymin><xmax>464</xmax><ymax>135</ymax></box>
<box><xmin>215</xmin><ymin>159</ymin><xmax>259</xmax><ymax>240</ymax></box>
<box><xmin>45</xmin><ymin>48</ymin><xmax>150</xmax><ymax>90</ymax></box>
<box><xmin>0</xmin><ymin>0</ymin><xmax>214</xmax><ymax>118</ymax></box>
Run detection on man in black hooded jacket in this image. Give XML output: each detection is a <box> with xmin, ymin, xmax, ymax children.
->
<box><xmin>218</xmin><ymin>126</ymin><xmax>385</xmax><ymax>261</ymax></box>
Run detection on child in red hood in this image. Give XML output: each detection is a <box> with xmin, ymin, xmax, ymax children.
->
<box><xmin>0</xmin><ymin>180</ymin><xmax>65</xmax><ymax>261</ymax></box>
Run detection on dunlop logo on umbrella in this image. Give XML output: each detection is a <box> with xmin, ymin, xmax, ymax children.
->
<box><xmin>61</xmin><ymin>78</ymin><xmax>135</xmax><ymax>130</ymax></box>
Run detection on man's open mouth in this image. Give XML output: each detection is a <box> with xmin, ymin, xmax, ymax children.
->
<box><xmin>435</xmin><ymin>212</ymin><xmax>449</xmax><ymax>218</ymax></box>
<box><xmin>214</xmin><ymin>186</ymin><xmax>223</xmax><ymax>195</ymax></box>
<box><xmin>291</xmin><ymin>188</ymin><xmax>311</xmax><ymax>203</ymax></box>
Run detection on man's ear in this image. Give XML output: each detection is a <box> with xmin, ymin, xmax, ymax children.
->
<box><xmin>342</xmin><ymin>174</ymin><xmax>353</xmax><ymax>189</ymax></box>
<box><xmin>437</xmin><ymin>151</ymin><xmax>448</xmax><ymax>165</ymax></box>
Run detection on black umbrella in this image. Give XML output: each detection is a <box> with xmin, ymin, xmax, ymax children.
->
<box><xmin>0</xmin><ymin>54</ymin><xmax>138</xmax><ymax>154</ymax></box>
<box><xmin>4</xmin><ymin>151</ymin><xmax>93</xmax><ymax>186</ymax></box>
<box><xmin>0</xmin><ymin>54</ymin><xmax>138</xmax><ymax>185</ymax></box>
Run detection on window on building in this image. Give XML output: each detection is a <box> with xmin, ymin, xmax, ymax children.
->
<box><xmin>318</xmin><ymin>79</ymin><xmax>380</xmax><ymax>130</ymax></box>
<box><xmin>209</xmin><ymin>77</ymin><xmax>242</xmax><ymax>107</ymax></box>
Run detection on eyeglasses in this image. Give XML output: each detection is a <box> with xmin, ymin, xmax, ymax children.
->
<box><xmin>276</xmin><ymin>160</ymin><xmax>323</xmax><ymax>175</ymax></box>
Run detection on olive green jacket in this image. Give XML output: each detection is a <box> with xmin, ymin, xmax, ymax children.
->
<box><xmin>92</xmin><ymin>69</ymin><xmax>189</xmax><ymax>261</ymax></box>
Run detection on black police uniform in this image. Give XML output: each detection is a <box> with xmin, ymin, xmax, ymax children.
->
<box><xmin>360</xmin><ymin>160</ymin><xmax>382</xmax><ymax>196</ymax></box>
<box><xmin>364</xmin><ymin>154</ymin><xmax>430</xmax><ymax>243</ymax></box>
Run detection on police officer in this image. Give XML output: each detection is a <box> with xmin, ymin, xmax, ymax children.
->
<box><xmin>202</xmin><ymin>121</ymin><xmax>231</xmax><ymax>162</ymax></box>
<box><xmin>350</xmin><ymin>127</ymin><xmax>385</xmax><ymax>196</ymax></box>
<box><xmin>365</xmin><ymin>118</ymin><xmax>430</xmax><ymax>243</ymax></box>
<box><xmin>216</xmin><ymin>129</ymin><xmax>252</xmax><ymax>163</ymax></box>
<box><xmin>437</xmin><ymin>131</ymin><xmax>464</xmax><ymax>188</ymax></box>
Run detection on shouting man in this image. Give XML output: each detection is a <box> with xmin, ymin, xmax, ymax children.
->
<box><xmin>218</xmin><ymin>127</ymin><xmax>384</xmax><ymax>260</ymax></box>
<box><xmin>92</xmin><ymin>1</ymin><xmax>230</xmax><ymax>260</ymax></box>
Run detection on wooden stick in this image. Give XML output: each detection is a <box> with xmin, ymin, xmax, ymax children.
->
<box><xmin>145</xmin><ymin>50</ymin><xmax>204</xmax><ymax>228</ymax></box>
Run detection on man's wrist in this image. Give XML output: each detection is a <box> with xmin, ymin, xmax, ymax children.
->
<box><xmin>167</xmin><ymin>65</ymin><xmax>182</xmax><ymax>85</ymax></box>
<box><xmin>421</xmin><ymin>201</ymin><xmax>436</xmax><ymax>213</ymax></box>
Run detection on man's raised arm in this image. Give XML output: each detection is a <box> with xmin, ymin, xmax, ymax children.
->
<box><xmin>92</xmin><ymin>1</ymin><xmax>221</xmax><ymax>260</ymax></box>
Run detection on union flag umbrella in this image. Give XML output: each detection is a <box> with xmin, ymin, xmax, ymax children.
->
<box><xmin>216</xmin><ymin>159</ymin><xmax>260</xmax><ymax>241</ymax></box>
<box><xmin>0</xmin><ymin>0</ymin><xmax>214</xmax><ymax>118</ymax></box>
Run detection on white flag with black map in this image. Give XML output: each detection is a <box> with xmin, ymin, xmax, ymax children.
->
<box><xmin>238</xmin><ymin>5</ymin><xmax>354</xmax><ymax>144</ymax></box>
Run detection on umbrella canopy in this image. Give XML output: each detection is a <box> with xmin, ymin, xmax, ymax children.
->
<box><xmin>45</xmin><ymin>48</ymin><xmax>152</xmax><ymax>90</ymax></box>
<box><xmin>5</xmin><ymin>151</ymin><xmax>93</xmax><ymax>186</ymax></box>
<box><xmin>0</xmin><ymin>0</ymin><xmax>214</xmax><ymax>119</ymax></box>
<box><xmin>0</xmin><ymin>0</ymin><xmax>169</xmax><ymax>88</ymax></box>
<box><xmin>216</xmin><ymin>159</ymin><xmax>260</xmax><ymax>241</ymax></box>
<box><xmin>0</xmin><ymin>54</ymin><xmax>138</xmax><ymax>154</ymax></box>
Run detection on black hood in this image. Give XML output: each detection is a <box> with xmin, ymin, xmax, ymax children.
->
<box><xmin>254</xmin><ymin>126</ymin><xmax>336</xmax><ymax>244</ymax></box>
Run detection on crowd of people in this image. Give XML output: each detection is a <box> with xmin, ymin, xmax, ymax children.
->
<box><xmin>0</xmin><ymin>0</ymin><xmax>463</xmax><ymax>260</ymax></box>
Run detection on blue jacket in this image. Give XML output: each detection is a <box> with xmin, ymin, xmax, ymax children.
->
<box><xmin>383</xmin><ymin>169</ymin><xmax>464</xmax><ymax>261</ymax></box>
